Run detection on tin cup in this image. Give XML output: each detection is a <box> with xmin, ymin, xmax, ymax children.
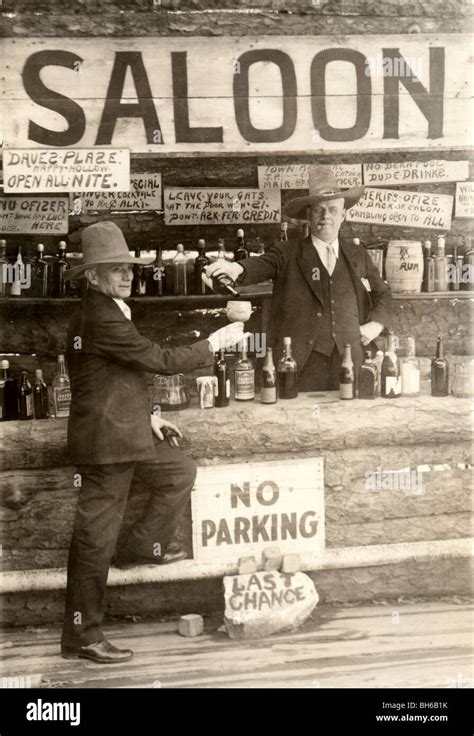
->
<box><xmin>196</xmin><ymin>376</ymin><xmax>217</xmax><ymax>409</ymax></box>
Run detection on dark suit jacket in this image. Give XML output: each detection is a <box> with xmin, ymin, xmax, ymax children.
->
<box><xmin>66</xmin><ymin>289</ymin><xmax>211</xmax><ymax>465</ymax></box>
<box><xmin>238</xmin><ymin>236</ymin><xmax>394</xmax><ymax>370</ymax></box>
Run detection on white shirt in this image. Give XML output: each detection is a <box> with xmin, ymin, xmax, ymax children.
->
<box><xmin>113</xmin><ymin>298</ymin><xmax>132</xmax><ymax>321</ymax></box>
<box><xmin>311</xmin><ymin>234</ymin><xmax>339</xmax><ymax>273</ymax></box>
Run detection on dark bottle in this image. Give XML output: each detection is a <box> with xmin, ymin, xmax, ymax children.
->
<box><xmin>381</xmin><ymin>331</ymin><xmax>401</xmax><ymax>399</ymax></box>
<box><xmin>339</xmin><ymin>344</ymin><xmax>355</xmax><ymax>400</ymax></box>
<box><xmin>194</xmin><ymin>239</ymin><xmax>210</xmax><ymax>295</ymax></box>
<box><xmin>50</xmin><ymin>241</ymin><xmax>70</xmax><ymax>298</ymax></box>
<box><xmin>235</xmin><ymin>229</ymin><xmax>248</xmax><ymax>262</ymax></box>
<box><xmin>33</xmin><ymin>368</ymin><xmax>49</xmax><ymax>419</ymax></box>
<box><xmin>234</xmin><ymin>339</ymin><xmax>255</xmax><ymax>401</ymax></box>
<box><xmin>209</xmin><ymin>272</ymin><xmax>240</xmax><ymax>297</ymax></box>
<box><xmin>358</xmin><ymin>350</ymin><xmax>378</xmax><ymax>400</ymax></box>
<box><xmin>132</xmin><ymin>245</ymin><xmax>147</xmax><ymax>296</ymax></box>
<box><xmin>422</xmin><ymin>240</ymin><xmax>435</xmax><ymax>292</ymax></box>
<box><xmin>0</xmin><ymin>239</ymin><xmax>9</xmax><ymax>297</ymax></box>
<box><xmin>0</xmin><ymin>359</ymin><xmax>19</xmax><ymax>420</ymax></box>
<box><xmin>18</xmin><ymin>371</ymin><xmax>34</xmax><ymax>420</ymax></box>
<box><xmin>260</xmin><ymin>348</ymin><xmax>277</xmax><ymax>404</ymax></box>
<box><xmin>431</xmin><ymin>335</ymin><xmax>449</xmax><ymax>396</ymax></box>
<box><xmin>214</xmin><ymin>350</ymin><xmax>230</xmax><ymax>407</ymax></box>
<box><xmin>147</xmin><ymin>247</ymin><xmax>166</xmax><ymax>296</ymax></box>
<box><xmin>32</xmin><ymin>243</ymin><xmax>49</xmax><ymax>297</ymax></box>
<box><xmin>280</xmin><ymin>222</ymin><xmax>288</xmax><ymax>243</ymax></box>
<box><xmin>277</xmin><ymin>337</ymin><xmax>298</xmax><ymax>399</ymax></box>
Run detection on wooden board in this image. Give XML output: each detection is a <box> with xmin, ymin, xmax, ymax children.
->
<box><xmin>164</xmin><ymin>187</ymin><xmax>281</xmax><ymax>225</ymax></box>
<box><xmin>363</xmin><ymin>159</ymin><xmax>469</xmax><ymax>186</ymax></box>
<box><xmin>346</xmin><ymin>187</ymin><xmax>453</xmax><ymax>229</ymax></box>
<box><xmin>258</xmin><ymin>164</ymin><xmax>362</xmax><ymax>189</ymax></box>
<box><xmin>70</xmin><ymin>173</ymin><xmax>162</xmax><ymax>212</ymax></box>
<box><xmin>2</xmin><ymin>35</ymin><xmax>473</xmax><ymax>153</ymax></box>
<box><xmin>0</xmin><ymin>196</ymin><xmax>68</xmax><ymax>234</ymax></box>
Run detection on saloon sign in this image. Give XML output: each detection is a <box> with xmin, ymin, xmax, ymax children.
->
<box><xmin>2</xmin><ymin>35</ymin><xmax>472</xmax><ymax>153</ymax></box>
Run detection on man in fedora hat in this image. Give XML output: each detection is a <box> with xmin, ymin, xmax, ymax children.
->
<box><xmin>60</xmin><ymin>221</ymin><xmax>243</xmax><ymax>663</ymax></box>
<box><xmin>206</xmin><ymin>165</ymin><xmax>394</xmax><ymax>390</ymax></box>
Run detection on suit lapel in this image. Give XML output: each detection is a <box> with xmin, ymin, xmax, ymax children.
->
<box><xmin>296</xmin><ymin>236</ymin><xmax>324</xmax><ymax>308</ymax></box>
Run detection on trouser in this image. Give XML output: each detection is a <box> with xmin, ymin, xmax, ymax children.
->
<box><xmin>298</xmin><ymin>343</ymin><xmax>364</xmax><ymax>392</ymax></box>
<box><xmin>61</xmin><ymin>437</ymin><xmax>196</xmax><ymax>648</ymax></box>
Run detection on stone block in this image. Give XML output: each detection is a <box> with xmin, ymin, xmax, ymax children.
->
<box><xmin>238</xmin><ymin>556</ymin><xmax>258</xmax><ymax>575</ymax></box>
<box><xmin>262</xmin><ymin>546</ymin><xmax>283</xmax><ymax>571</ymax></box>
<box><xmin>281</xmin><ymin>554</ymin><xmax>302</xmax><ymax>573</ymax></box>
<box><xmin>178</xmin><ymin>614</ymin><xmax>204</xmax><ymax>637</ymax></box>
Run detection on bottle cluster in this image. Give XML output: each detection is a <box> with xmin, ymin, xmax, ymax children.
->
<box><xmin>0</xmin><ymin>354</ymin><xmax>71</xmax><ymax>421</ymax></box>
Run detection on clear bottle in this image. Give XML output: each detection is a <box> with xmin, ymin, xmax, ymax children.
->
<box><xmin>173</xmin><ymin>244</ymin><xmax>188</xmax><ymax>296</ymax></box>
<box><xmin>339</xmin><ymin>344</ymin><xmax>355</xmax><ymax>400</ymax></box>
<box><xmin>235</xmin><ymin>229</ymin><xmax>248</xmax><ymax>262</ymax></box>
<box><xmin>381</xmin><ymin>331</ymin><xmax>401</xmax><ymax>398</ymax></box>
<box><xmin>0</xmin><ymin>360</ymin><xmax>19</xmax><ymax>420</ymax></box>
<box><xmin>52</xmin><ymin>354</ymin><xmax>71</xmax><ymax>418</ymax></box>
<box><xmin>422</xmin><ymin>240</ymin><xmax>435</xmax><ymax>292</ymax></box>
<box><xmin>434</xmin><ymin>235</ymin><xmax>449</xmax><ymax>292</ymax></box>
<box><xmin>234</xmin><ymin>338</ymin><xmax>255</xmax><ymax>401</ymax></box>
<box><xmin>261</xmin><ymin>347</ymin><xmax>277</xmax><ymax>404</ymax></box>
<box><xmin>217</xmin><ymin>238</ymin><xmax>227</xmax><ymax>261</ymax></box>
<box><xmin>277</xmin><ymin>337</ymin><xmax>298</xmax><ymax>399</ymax></box>
<box><xmin>32</xmin><ymin>243</ymin><xmax>50</xmax><ymax>297</ymax></box>
<box><xmin>33</xmin><ymin>368</ymin><xmax>49</xmax><ymax>419</ymax></box>
<box><xmin>449</xmin><ymin>244</ymin><xmax>460</xmax><ymax>291</ymax></box>
<box><xmin>431</xmin><ymin>335</ymin><xmax>449</xmax><ymax>397</ymax></box>
<box><xmin>280</xmin><ymin>223</ymin><xmax>289</xmax><ymax>243</ymax></box>
<box><xmin>50</xmin><ymin>241</ymin><xmax>70</xmax><ymax>298</ymax></box>
<box><xmin>18</xmin><ymin>371</ymin><xmax>33</xmax><ymax>420</ymax></box>
<box><xmin>0</xmin><ymin>239</ymin><xmax>9</xmax><ymax>297</ymax></box>
<box><xmin>9</xmin><ymin>246</ymin><xmax>23</xmax><ymax>297</ymax></box>
<box><xmin>214</xmin><ymin>349</ymin><xmax>230</xmax><ymax>408</ymax></box>
<box><xmin>194</xmin><ymin>239</ymin><xmax>210</xmax><ymax>295</ymax></box>
<box><xmin>358</xmin><ymin>350</ymin><xmax>378</xmax><ymax>400</ymax></box>
<box><xmin>401</xmin><ymin>337</ymin><xmax>420</xmax><ymax>397</ymax></box>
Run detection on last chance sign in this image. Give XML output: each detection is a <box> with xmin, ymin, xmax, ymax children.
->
<box><xmin>191</xmin><ymin>458</ymin><xmax>325</xmax><ymax>562</ymax></box>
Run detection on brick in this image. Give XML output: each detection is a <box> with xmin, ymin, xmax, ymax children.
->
<box><xmin>238</xmin><ymin>556</ymin><xmax>258</xmax><ymax>575</ymax></box>
<box><xmin>282</xmin><ymin>554</ymin><xmax>302</xmax><ymax>573</ymax></box>
<box><xmin>178</xmin><ymin>614</ymin><xmax>204</xmax><ymax>637</ymax></box>
<box><xmin>262</xmin><ymin>546</ymin><xmax>283</xmax><ymax>571</ymax></box>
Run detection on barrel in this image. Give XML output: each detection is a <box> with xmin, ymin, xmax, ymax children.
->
<box><xmin>385</xmin><ymin>240</ymin><xmax>423</xmax><ymax>293</ymax></box>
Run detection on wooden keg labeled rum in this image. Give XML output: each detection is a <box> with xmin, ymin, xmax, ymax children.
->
<box><xmin>385</xmin><ymin>240</ymin><xmax>423</xmax><ymax>293</ymax></box>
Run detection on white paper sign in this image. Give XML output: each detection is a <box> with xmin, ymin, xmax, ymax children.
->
<box><xmin>3</xmin><ymin>148</ymin><xmax>130</xmax><ymax>193</ymax></box>
<box><xmin>71</xmin><ymin>173</ymin><xmax>162</xmax><ymax>212</ymax></box>
<box><xmin>191</xmin><ymin>458</ymin><xmax>325</xmax><ymax>563</ymax></box>
<box><xmin>346</xmin><ymin>187</ymin><xmax>453</xmax><ymax>230</ymax></box>
<box><xmin>164</xmin><ymin>188</ymin><xmax>281</xmax><ymax>225</ymax></box>
<box><xmin>0</xmin><ymin>196</ymin><xmax>69</xmax><ymax>234</ymax></box>
<box><xmin>454</xmin><ymin>182</ymin><xmax>474</xmax><ymax>219</ymax></box>
<box><xmin>363</xmin><ymin>160</ymin><xmax>469</xmax><ymax>186</ymax></box>
<box><xmin>258</xmin><ymin>164</ymin><xmax>362</xmax><ymax>189</ymax></box>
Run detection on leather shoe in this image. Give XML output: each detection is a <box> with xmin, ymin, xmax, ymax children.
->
<box><xmin>113</xmin><ymin>543</ymin><xmax>187</xmax><ymax>568</ymax></box>
<box><xmin>61</xmin><ymin>639</ymin><xmax>133</xmax><ymax>663</ymax></box>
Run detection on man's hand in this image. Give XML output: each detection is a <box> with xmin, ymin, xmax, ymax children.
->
<box><xmin>360</xmin><ymin>321</ymin><xmax>383</xmax><ymax>346</ymax></box>
<box><xmin>205</xmin><ymin>260</ymin><xmax>244</xmax><ymax>283</ymax></box>
<box><xmin>151</xmin><ymin>415</ymin><xmax>183</xmax><ymax>446</ymax></box>
<box><xmin>208</xmin><ymin>322</ymin><xmax>245</xmax><ymax>354</ymax></box>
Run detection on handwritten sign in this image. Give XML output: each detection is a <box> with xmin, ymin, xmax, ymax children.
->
<box><xmin>0</xmin><ymin>196</ymin><xmax>69</xmax><ymax>234</ymax></box>
<box><xmin>258</xmin><ymin>164</ymin><xmax>362</xmax><ymax>189</ymax></box>
<box><xmin>3</xmin><ymin>148</ymin><xmax>130</xmax><ymax>193</ymax></box>
<box><xmin>3</xmin><ymin>35</ymin><xmax>472</xmax><ymax>153</ymax></box>
<box><xmin>71</xmin><ymin>173</ymin><xmax>162</xmax><ymax>212</ymax></box>
<box><xmin>164</xmin><ymin>188</ymin><xmax>281</xmax><ymax>226</ymax></box>
<box><xmin>454</xmin><ymin>182</ymin><xmax>474</xmax><ymax>219</ymax></box>
<box><xmin>346</xmin><ymin>187</ymin><xmax>453</xmax><ymax>230</ymax></box>
<box><xmin>363</xmin><ymin>160</ymin><xmax>469</xmax><ymax>186</ymax></box>
<box><xmin>191</xmin><ymin>458</ymin><xmax>325</xmax><ymax>562</ymax></box>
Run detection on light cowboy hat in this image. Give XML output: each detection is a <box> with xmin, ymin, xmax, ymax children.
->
<box><xmin>65</xmin><ymin>221</ymin><xmax>154</xmax><ymax>280</ymax></box>
<box><xmin>284</xmin><ymin>165</ymin><xmax>365</xmax><ymax>219</ymax></box>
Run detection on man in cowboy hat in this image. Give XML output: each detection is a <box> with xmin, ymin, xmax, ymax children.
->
<box><xmin>206</xmin><ymin>165</ymin><xmax>394</xmax><ymax>390</ymax></box>
<box><xmin>60</xmin><ymin>221</ymin><xmax>243</xmax><ymax>664</ymax></box>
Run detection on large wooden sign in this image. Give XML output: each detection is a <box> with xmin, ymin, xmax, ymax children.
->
<box><xmin>191</xmin><ymin>458</ymin><xmax>325</xmax><ymax>563</ymax></box>
<box><xmin>3</xmin><ymin>148</ymin><xmax>130</xmax><ymax>193</ymax></box>
<box><xmin>454</xmin><ymin>182</ymin><xmax>474</xmax><ymax>219</ymax></box>
<box><xmin>164</xmin><ymin>188</ymin><xmax>281</xmax><ymax>225</ymax></box>
<box><xmin>346</xmin><ymin>187</ymin><xmax>453</xmax><ymax>230</ymax></box>
<box><xmin>71</xmin><ymin>173</ymin><xmax>162</xmax><ymax>212</ymax></box>
<box><xmin>0</xmin><ymin>195</ymin><xmax>69</xmax><ymax>234</ymax></box>
<box><xmin>363</xmin><ymin>160</ymin><xmax>469</xmax><ymax>186</ymax></box>
<box><xmin>258</xmin><ymin>164</ymin><xmax>362</xmax><ymax>189</ymax></box>
<box><xmin>2</xmin><ymin>35</ymin><xmax>472</xmax><ymax>153</ymax></box>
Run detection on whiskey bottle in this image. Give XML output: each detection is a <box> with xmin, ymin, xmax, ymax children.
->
<box><xmin>422</xmin><ymin>240</ymin><xmax>435</xmax><ymax>292</ymax></box>
<box><xmin>261</xmin><ymin>348</ymin><xmax>277</xmax><ymax>404</ymax></box>
<box><xmin>52</xmin><ymin>354</ymin><xmax>71</xmax><ymax>418</ymax></box>
<box><xmin>193</xmin><ymin>239</ymin><xmax>210</xmax><ymax>295</ymax></box>
<box><xmin>50</xmin><ymin>241</ymin><xmax>70</xmax><ymax>298</ymax></box>
<box><xmin>431</xmin><ymin>335</ymin><xmax>449</xmax><ymax>396</ymax></box>
<box><xmin>132</xmin><ymin>245</ymin><xmax>147</xmax><ymax>296</ymax></box>
<box><xmin>214</xmin><ymin>349</ymin><xmax>230</xmax><ymax>407</ymax></box>
<box><xmin>235</xmin><ymin>229</ymin><xmax>248</xmax><ymax>262</ymax></box>
<box><xmin>173</xmin><ymin>244</ymin><xmax>188</xmax><ymax>296</ymax></box>
<box><xmin>358</xmin><ymin>350</ymin><xmax>378</xmax><ymax>400</ymax></box>
<box><xmin>401</xmin><ymin>337</ymin><xmax>420</xmax><ymax>397</ymax></box>
<box><xmin>381</xmin><ymin>332</ymin><xmax>401</xmax><ymax>398</ymax></box>
<box><xmin>18</xmin><ymin>371</ymin><xmax>34</xmax><ymax>420</ymax></box>
<box><xmin>0</xmin><ymin>240</ymin><xmax>9</xmax><ymax>297</ymax></box>
<box><xmin>0</xmin><ymin>360</ymin><xmax>19</xmax><ymax>420</ymax></box>
<box><xmin>339</xmin><ymin>344</ymin><xmax>355</xmax><ymax>400</ymax></box>
<box><xmin>234</xmin><ymin>339</ymin><xmax>255</xmax><ymax>401</ymax></box>
<box><xmin>32</xmin><ymin>243</ymin><xmax>50</xmax><ymax>297</ymax></box>
<box><xmin>33</xmin><ymin>368</ymin><xmax>49</xmax><ymax>419</ymax></box>
<box><xmin>277</xmin><ymin>337</ymin><xmax>298</xmax><ymax>399</ymax></box>
<box><xmin>147</xmin><ymin>247</ymin><xmax>166</xmax><ymax>296</ymax></box>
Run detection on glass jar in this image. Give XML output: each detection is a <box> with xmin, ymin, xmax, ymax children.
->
<box><xmin>451</xmin><ymin>361</ymin><xmax>474</xmax><ymax>398</ymax></box>
<box><xmin>152</xmin><ymin>373</ymin><xmax>190</xmax><ymax>412</ymax></box>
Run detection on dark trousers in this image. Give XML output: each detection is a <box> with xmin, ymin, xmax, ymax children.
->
<box><xmin>61</xmin><ymin>437</ymin><xmax>196</xmax><ymax>648</ymax></box>
<box><xmin>298</xmin><ymin>343</ymin><xmax>364</xmax><ymax>392</ymax></box>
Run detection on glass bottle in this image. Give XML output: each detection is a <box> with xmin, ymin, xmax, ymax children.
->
<box><xmin>358</xmin><ymin>350</ymin><xmax>378</xmax><ymax>400</ymax></box>
<box><xmin>147</xmin><ymin>247</ymin><xmax>166</xmax><ymax>296</ymax></box>
<box><xmin>9</xmin><ymin>246</ymin><xmax>24</xmax><ymax>297</ymax></box>
<box><xmin>235</xmin><ymin>229</ymin><xmax>248</xmax><ymax>262</ymax></box>
<box><xmin>0</xmin><ymin>239</ymin><xmax>9</xmax><ymax>297</ymax></box>
<box><xmin>280</xmin><ymin>223</ymin><xmax>288</xmax><ymax>243</ymax></box>
<box><xmin>339</xmin><ymin>344</ymin><xmax>355</xmax><ymax>400</ymax></box>
<box><xmin>234</xmin><ymin>338</ymin><xmax>255</xmax><ymax>401</ymax></box>
<box><xmin>33</xmin><ymin>368</ymin><xmax>49</xmax><ymax>419</ymax></box>
<box><xmin>422</xmin><ymin>240</ymin><xmax>435</xmax><ymax>292</ymax></box>
<box><xmin>401</xmin><ymin>337</ymin><xmax>420</xmax><ymax>397</ymax></box>
<box><xmin>217</xmin><ymin>238</ymin><xmax>227</xmax><ymax>261</ymax></box>
<box><xmin>132</xmin><ymin>245</ymin><xmax>147</xmax><ymax>296</ymax></box>
<box><xmin>431</xmin><ymin>335</ymin><xmax>449</xmax><ymax>396</ymax></box>
<box><xmin>173</xmin><ymin>244</ymin><xmax>188</xmax><ymax>296</ymax></box>
<box><xmin>214</xmin><ymin>349</ymin><xmax>230</xmax><ymax>408</ymax></box>
<box><xmin>381</xmin><ymin>331</ymin><xmax>401</xmax><ymax>398</ymax></box>
<box><xmin>261</xmin><ymin>347</ymin><xmax>277</xmax><ymax>404</ymax></box>
<box><xmin>18</xmin><ymin>371</ymin><xmax>33</xmax><ymax>420</ymax></box>
<box><xmin>194</xmin><ymin>239</ymin><xmax>210</xmax><ymax>295</ymax></box>
<box><xmin>449</xmin><ymin>244</ymin><xmax>460</xmax><ymax>291</ymax></box>
<box><xmin>32</xmin><ymin>243</ymin><xmax>49</xmax><ymax>297</ymax></box>
<box><xmin>277</xmin><ymin>337</ymin><xmax>298</xmax><ymax>399</ymax></box>
<box><xmin>52</xmin><ymin>354</ymin><xmax>71</xmax><ymax>418</ymax></box>
<box><xmin>0</xmin><ymin>360</ymin><xmax>19</xmax><ymax>420</ymax></box>
<box><xmin>50</xmin><ymin>241</ymin><xmax>70</xmax><ymax>298</ymax></box>
<box><xmin>434</xmin><ymin>235</ymin><xmax>449</xmax><ymax>292</ymax></box>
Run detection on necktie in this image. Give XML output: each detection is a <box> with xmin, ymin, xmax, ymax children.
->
<box><xmin>326</xmin><ymin>244</ymin><xmax>336</xmax><ymax>275</ymax></box>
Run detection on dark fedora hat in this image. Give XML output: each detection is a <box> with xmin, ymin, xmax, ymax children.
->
<box><xmin>65</xmin><ymin>221</ymin><xmax>154</xmax><ymax>280</ymax></box>
<box><xmin>284</xmin><ymin>165</ymin><xmax>365</xmax><ymax>219</ymax></box>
